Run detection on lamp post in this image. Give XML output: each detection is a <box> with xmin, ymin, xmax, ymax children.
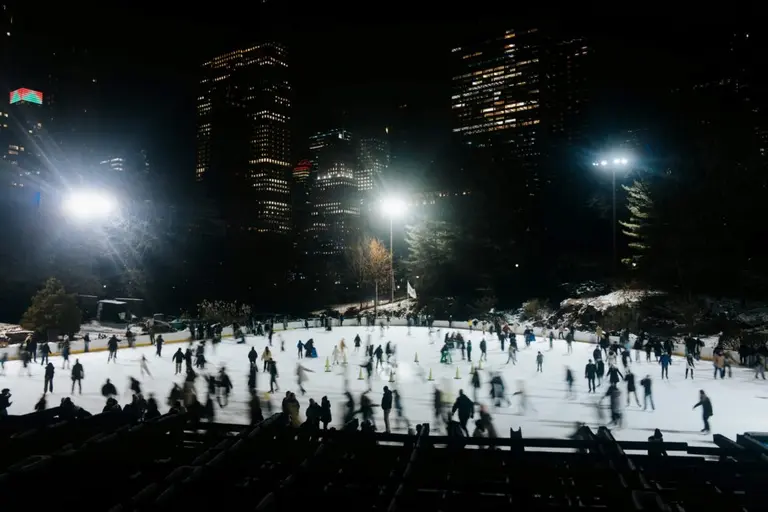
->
<box><xmin>381</xmin><ymin>198</ymin><xmax>406</xmax><ymax>304</ymax></box>
<box><xmin>592</xmin><ymin>158</ymin><xmax>629</xmax><ymax>273</ymax></box>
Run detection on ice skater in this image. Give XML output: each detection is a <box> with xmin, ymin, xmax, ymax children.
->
<box><xmin>512</xmin><ymin>381</ymin><xmax>535</xmax><ymax>414</ymax></box>
<box><xmin>268</xmin><ymin>360</ymin><xmax>279</xmax><ymax>393</ymax></box>
<box><xmin>585</xmin><ymin>359</ymin><xmax>597</xmax><ymax>393</ymax></box>
<box><xmin>217</xmin><ymin>367</ymin><xmax>233</xmax><ymax>407</ymax></box>
<box><xmin>61</xmin><ymin>341</ymin><xmax>71</xmax><ymax>369</ymax></box>
<box><xmin>71</xmin><ymin>359</ymin><xmax>84</xmax><ymax>395</ymax></box>
<box><xmin>536</xmin><ymin>351</ymin><xmax>544</xmax><ymax>372</ymax></box>
<box><xmin>173</xmin><ymin>348</ymin><xmax>184</xmax><ymax>374</ymax></box>
<box><xmin>565</xmin><ymin>367</ymin><xmax>575</xmax><ymax>399</ymax></box>
<box><xmin>693</xmin><ymin>389</ymin><xmax>713</xmax><ymax>433</ymax></box>
<box><xmin>296</xmin><ymin>362</ymin><xmax>314</xmax><ymax>395</ymax></box>
<box><xmin>659</xmin><ymin>351</ymin><xmax>671</xmax><ymax>380</ymax></box>
<box><xmin>755</xmin><ymin>354</ymin><xmax>765</xmax><ymax>380</ymax></box>
<box><xmin>139</xmin><ymin>354</ymin><xmax>152</xmax><ymax>378</ymax></box>
<box><xmin>685</xmin><ymin>353</ymin><xmax>695</xmax><ymax>379</ymax></box>
<box><xmin>451</xmin><ymin>390</ymin><xmax>474</xmax><ymax>436</ymax></box>
<box><xmin>624</xmin><ymin>368</ymin><xmax>641</xmax><ymax>407</ymax></box>
<box><xmin>43</xmin><ymin>362</ymin><xmax>54</xmax><ymax>394</ymax></box>
<box><xmin>640</xmin><ymin>374</ymin><xmax>654</xmax><ymax>411</ymax></box>
<box><xmin>596</xmin><ymin>359</ymin><xmax>605</xmax><ymax>387</ymax></box>
<box><xmin>393</xmin><ymin>389</ymin><xmax>410</xmax><ymax>431</ymax></box>
<box><xmin>601</xmin><ymin>384</ymin><xmax>623</xmax><ymax>428</ymax></box>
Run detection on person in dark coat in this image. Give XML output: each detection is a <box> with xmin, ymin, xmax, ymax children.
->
<box><xmin>38</xmin><ymin>342</ymin><xmax>50</xmax><ymax>365</ymax></box>
<box><xmin>565</xmin><ymin>367</ymin><xmax>575</xmax><ymax>399</ymax></box>
<box><xmin>607</xmin><ymin>365</ymin><xmax>623</xmax><ymax>385</ymax></box>
<box><xmin>71</xmin><ymin>359</ymin><xmax>84</xmax><ymax>394</ymax></box>
<box><xmin>596</xmin><ymin>359</ymin><xmax>605</xmax><ymax>387</ymax></box>
<box><xmin>172</xmin><ymin>348</ymin><xmax>184</xmax><ymax>374</ymax></box>
<box><xmin>381</xmin><ymin>386</ymin><xmax>393</xmax><ymax>433</ymax></box>
<box><xmin>249</xmin><ymin>347</ymin><xmax>258</xmax><ymax>367</ymax></box>
<box><xmin>320</xmin><ymin>396</ymin><xmax>332</xmax><ymax>429</ymax></box>
<box><xmin>145</xmin><ymin>394</ymin><xmax>161</xmax><ymax>420</ymax></box>
<box><xmin>0</xmin><ymin>388</ymin><xmax>11</xmax><ymax>417</ymax></box>
<box><xmin>624</xmin><ymin>369</ymin><xmax>641</xmax><ymax>406</ymax></box>
<box><xmin>451</xmin><ymin>389</ymin><xmax>475</xmax><ymax>436</ymax></box>
<box><xmin>101</xmin><ymin>378</ymin><xmax>117</xmax><ymax>397</ymax></box>
<box><xmin>217</xmin><ymin>367</ymin><xmax>233</xmax><ymax>407</ymax></box>
<box><xmin>640</xmin><ymin>374</ymin><xmax>654</xmax><ymax>411</ymax></box>
<box><xmin>585</xmin><ymin>359</ymin><xmax>597</xmax><ymax>393</ymax></box>
<box><xmin>155</xmin><ymin>335</ymin><xmax>164</xmax><ymax>357</ymax></box>
<box><xmin>659</xmin><ymin>352</ymin><xmax>671</xmax><ymax>379</ymax></box>
<box><xmin>249</xmin><ymin>390</ymin><xmax>264</xmax><ymax>425</ymax></box>
<box><xmin>305</xmin><ymin>398</ymin><xmax>322</xmax><ymax>429</ymax></box>
<box><xmin>107</xmin><ymin>336</ymin><xmax>119</xmax><ymax>362</ymax></box>
<box><xmin>693</xmin><ymin>390</ymin><xmax>713</xmax><ymax>433</ymax></box>
<box><xmin>268</xmin><ymin>361</ymin><xmax>279</xmax><ymax>393</ymax></box>
<box><xmin>44</xmin><ymin>362</ymin><xmax>55</xmax><ymax>393</ymax></box>
<box><xmin>184</xmin><ymin>348</ymin><xmax>193</xmax><ymax>371</ymax></box>
<box><xmin>470</xmin><ymin>369</ymin><xmax>481</xmax><ymax>401</ymax></box>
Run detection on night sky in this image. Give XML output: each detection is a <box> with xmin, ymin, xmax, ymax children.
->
<box><xmin>22</xmin><ymin>5</ymin><xmax>764</xmax><ymax>187</ymax></box>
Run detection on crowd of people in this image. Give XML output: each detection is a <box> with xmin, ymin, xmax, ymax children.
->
<box><xmin>1</xmin><ymin>316</ymin><xmax>761</xmax><ymax>438</ymax></box>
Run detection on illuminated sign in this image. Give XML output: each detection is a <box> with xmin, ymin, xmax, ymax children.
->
<box><xmin>10</xmin><ymin>88</ymin><xmax>43</xmax><ymax>105</ymax></box>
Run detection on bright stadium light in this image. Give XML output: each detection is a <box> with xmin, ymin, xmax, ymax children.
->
<box><xmin>63</xmin><ymin>190</ymin><xmax>117</xmax><ymax>220</ymax></box>
<box><xmin>381</xmin><ymin>197</ymin><xmax>406</xmax><ymax>218</ymax></box>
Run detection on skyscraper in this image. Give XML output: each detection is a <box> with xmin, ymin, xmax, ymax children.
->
<box><xmin>307</xmin><ymin>129</ymin><xmax>359</xmax><ymax>255</ymax></box>
<box><xmin>196</xmin><ymin>43</ymin><xmax>292</xmax><ymax>233</ymax></box>
<box><xmin>357</xmin><ymin>135</ymin><xmax>390</xmax><ymax>194</ymax></box>
<box><xmin>452</xmin><ymin>29</ymin><xmax>542</xmax><ymax>161</ymax></box>
<box><xmin>452</xmin><ymin>28</ymin><xmax>591</xmax><ymax>196</ymax></box>
<box><xmin>1</xmin><ymin>87</ymin><xmax>46</xmax><ymax>188</ymax></box>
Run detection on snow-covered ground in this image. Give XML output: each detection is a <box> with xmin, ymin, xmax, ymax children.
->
<box><xmin>560</xmin><ymin>289</ymin><xmax>664</xmax><ymax>311</ymax></box>
<box><xmin>1</xmin><ymin>326</ymin><xmax>761</xmax><ymax>445</ymax></box>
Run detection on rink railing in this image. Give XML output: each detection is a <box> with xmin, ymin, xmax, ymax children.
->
<box><xmin>2</xmin><ymin>410</ymin><xmax>767</xmax><ymax>511</ymax></box>
<box><xmin>0</xmin><ymin>316</ymin><xmax>724</xmax><ymax>363</ymax></box>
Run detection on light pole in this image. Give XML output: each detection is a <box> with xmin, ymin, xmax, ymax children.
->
<box><xmin>592</xmin><ymin>157</ymin><xmax>629</xmax><ymax>274</ymax></box>
<box><xmin>381</xmin><ymin>198</ymin><xmax>406</xmax><ymax>304</ymax></box>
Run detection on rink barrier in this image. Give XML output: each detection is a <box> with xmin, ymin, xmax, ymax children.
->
<box><xmin>0</xmin><ymin>317</ymin><xmax>731</xmax><ymax>364</ymax></box>
<box><xmin>4</xmin><ymin>407</ymin><xmax>768</xmax><ymax>511</ymax></box>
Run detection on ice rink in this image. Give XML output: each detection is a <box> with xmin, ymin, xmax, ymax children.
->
<box><xmin>1</xmin><ymin>325</ymin><xmax>762</xmax><ymax>444</ymax></box>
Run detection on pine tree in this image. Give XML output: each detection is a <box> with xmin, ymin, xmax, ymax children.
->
<box><xmin>20</xmin><ymin>278</ymin><xmax>82</xmax><ymax>337</ymax></box>
<box><xmin>405</xmin><ymin>220</ymin><xmax>456</xmax><ymax>302</ymax></box>
<box><xmin>619</xmin><ymin>179</ymin><xmax>654</xmax><ymax>269</ymax></box>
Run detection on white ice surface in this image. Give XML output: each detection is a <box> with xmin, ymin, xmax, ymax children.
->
<box><xmin>1</xmin><ymin>326</ymin><xmax>762</xmax><ymax>445</ymax></box>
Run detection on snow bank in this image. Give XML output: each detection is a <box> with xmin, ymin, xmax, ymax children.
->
<box><xmin>560</xmin><ymin>290</ymin><xmax>664</xmax><ymax>311</ymax></box>
<box><xmin>313</xmin><ymin>299</ymin><xmax>412</xmax><ymax>316</ymax></box>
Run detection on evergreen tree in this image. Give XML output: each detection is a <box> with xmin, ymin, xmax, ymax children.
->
<box><xmin>20</xmin><ymin>278</ymin><xmax>82</xmax><ymax>337</ymax></box>
<box><xmin>620</xmin><ymin>179</ymin><xmax>654</xmax><ymax>269</ymax></box>
<box><xmin>405</xmin><ymin>219</ymin><xmax>457</xmax><ymax>304</ymax></box>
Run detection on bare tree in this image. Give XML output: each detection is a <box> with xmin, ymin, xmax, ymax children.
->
<box><xmin>365</xmin><ymin>238</ymin><xmax>390</xmax><ymax>318</ymax></box>
<box><xmin>346</xmin><ymin>237</ymin><xmax>390</xmax><ymax>317</ymax></box>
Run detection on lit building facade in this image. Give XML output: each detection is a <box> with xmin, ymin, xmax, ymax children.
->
<box><xmin>357</xmin><ymin>135</ymin><xmax>390</xmax><ymax>193</ymax></box>
<box><xmin>307</xmin><ymin>129</ymin><xmax>359</xmax><ymax>255</ymax></box>
<box><xmin>196</xmin><ymin>43</ymin><xmax>292</xmax><ymax>234</ymax></box>
<box><xmin>452</xmin><ymin>28</ymin><xmax>592</xmax><ymax>199</ymax></box>
<box><xmin>452</xmin><ymin>29</ymin><xmax>542</xmax><ymax>159</ymax></box>
<box><xmin>0</xmin><ymin>87</ymin><xmax>46</xmax><ymax>189</ymax></box>
<box><xmin>293</xmin><ymin>159</ymin><xmax>311</xmax><ymax>184</ymax></box>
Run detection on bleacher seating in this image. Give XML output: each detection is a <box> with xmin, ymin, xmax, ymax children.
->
<box><xmin>0</xmin><ymin>409</ymin><xmax>766</xmax><ymax>511</ymax></box>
